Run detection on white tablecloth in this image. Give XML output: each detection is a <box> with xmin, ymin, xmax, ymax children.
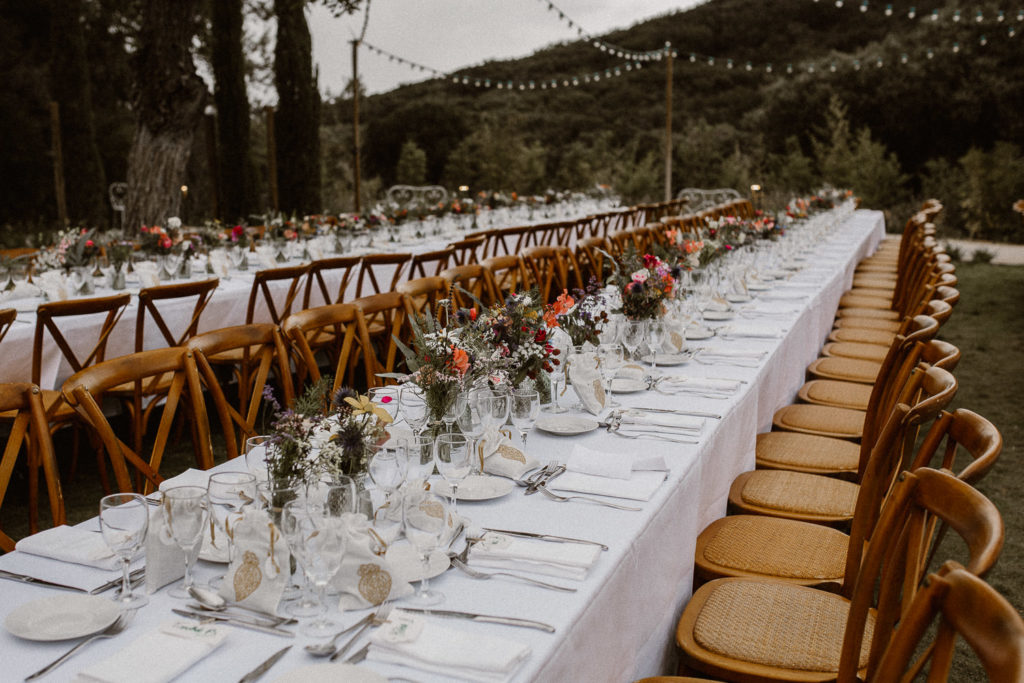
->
<box><xmin>0</xmin><ymin>209</ymin><xmax>885</xmax><ymax>682</ymax></box>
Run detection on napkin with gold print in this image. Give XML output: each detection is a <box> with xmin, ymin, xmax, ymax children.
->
<box><xmin>568</xmin><ymin>350</ymin><xmax>607</xmax><ymax>415</ymax></box>
<box><xmin>477</xmin><ymin>427</ymin><xmax>539</xmax><ymax>479</ymax></box>
<box><xmin>216</xmin><ymin>508</ymin><xmax>289</xmax><ymax>615</ymax></box>
<box><xmin>331</xmin><ymin>512</ymin><xmax>414</xmax><ymax>609</ymax></box>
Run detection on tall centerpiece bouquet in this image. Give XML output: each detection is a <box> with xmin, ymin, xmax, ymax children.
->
<box><xmin>612</xmin><ymin>252</ymin><xmax>679</xmax><ymax>321</ymax></box>
<box><xmin>543</xmin><ymin>283</ymin><xmax>608</xmax><ymax>347</ymax></box>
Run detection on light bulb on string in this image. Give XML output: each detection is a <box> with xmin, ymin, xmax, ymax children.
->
<box><xmin>835</xmin><ymin>0</ymin><xmax>843</xmax><ymax>7</ymax></box>
<box><xmin>908</xmin><ymin>7</ymin><xmax>916</xmax><ymax>19</ymax></box>
<box><xmin>980</xmin><ymin>35</ymin><xmax>988</xmax><ymax>46</ymax></box>
<box><xmin>926</xmin><ymin>48</ymin><xmax>935</xmax><ymax>59</ymax></box>
<box><xmin>766</xmin><ymin>63</ymin><xmax>773</xmax><ymax>73</ymax></box>
<box><xmin>745</xmin><ymin>61</ymin><xmax>752</xmax><ymax>71</ymax></box>
<box><xmin>1018</xmin><ymin>9</ymin><xmax>1023</xmax><ymax>21</ymax></box>
<box><xmin>1010</xmin><ymin>26</ymin><xmax>1018</xmax><ymax>37</ymax></box>
<box><xmin>953</xmin><ymin>10</ymin><xmax>961</xmax><ymax>22</ymax></box>
<box><xmin>976</xmin><ymin>10</ymin><xmax>984</xmax><ymax>23</ymax></box>
<box><xmin>727</xmin><ymin>58</ymin><xmax>734</xmax><ymax>69</ymax></box>
<box><xmin>900</xmin><ymin>53</ymin><xmax>908</xmax><ymax>64</ymax></box>
<box><xmin>931</xmin><ymin>9</ymin><xmax>939</xmax><ymax>21</ymax></box>
<box><xmin>952</xmin><ymin>42</ymin><xmax>960</xmax><ymax>53</ymax></box>
<box><xmin>860</xmin><ymin>1</ymin><xmax>868</xmax><ymax>13</ymax></box>
<box><xmin>853</xmin><ymin>59</ymin><xmax>861</xmax><ymax>70</ymax></box>
<box><xmin>689</xmin><ymin>53</ymin><xmax>697</xmax><ymax>62</ymax></box>
<box><xmin>786</xmin><ymin>63</ymin><xmax>794</xmax><ymax>73</ymax></box>
<box><xmin>998</xmin><ymin>10</ymin><xmax>1005</xmax><ymax>22</ymax></box>
<box><xmin>808</xmin><ymin>64</ymin><xmax>815</xmax><ymax>73</ymax></box>
<box><xmin>829</xmin><ymin>62</ymin><xmax>837</xmax><ymax>72</ymax></box>
<box><xmin>875</xmin><ymin>57</ymin><xmax>883</xmax><ymax>67</ymax></box>
<box><xmin>885</xmin><ymin>4</ymin><xmax>893</xmax><ymax>16</ymax></box>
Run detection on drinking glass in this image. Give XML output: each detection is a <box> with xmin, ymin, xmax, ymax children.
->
<box><xmin>647</xmin><ymin>319</ymin><xmax>666</xmax><ymax>373</ymax></box>
<box><xmin>368</xmin><ymin>386</ymin><xmax>399</xmax><ymax>422</ymax></box>
<box><xmin>205</xmin><ymin>472</ymin><xmax>257</xmax><ymax>589</ymax></box>
<box><xmin>621</xmin><ymin>320</ymin><xmax>647</xmax><ymax>363</ymax></box>
<box><xmin>162</xmin><ymin>485</ymin><xmax>209</xmax><ymax>600</ymax></box>
<box><xmin>281</xmin><ymin>501</ymin><xmax>347</xmax><ymax>637</ymax></box>
<box><xmin>404</xmin><ymin>435</ymin><xmax>436</xmax><ymax>487</ymax></box>
<box><xmin>244</xmin><ymin>435</ymin><xmax>274</xmax><ymax>483</ymax></box>
<box><xmin>454</xmin><ymin>391</ymin><xmax>485</xmax><ymax>472</ymax></box>
<box><xmin>399</xmin><ymin>385</ymin><xmax>428</xmax><ymax>435</ymax></box>
<box><xmin>510</xmin><ymin>388</ymin><xmax>540</xmax><ymax>450</ymax></box>
<box><xmin>402</xmin><ymin>489</ymin><xmax>449</xmax><ymax>606</ymax></box>
<box><xmin>434</xmin><ymin>432</ymin><xmax>472</xmax><ymax>516</ymax></box>
<box><xmin>597</xmin><ymin>342</ymin><xmax>625</xmax><ymax>408</ymax></box>
<box><xmin>368</xmin><ymin>443</ymin><xmax>408</xmax><ymax>541</ymax></box>
<box><xmin>546</xmin><ymin>357</ymin><xmax>567</xmax><ymax>414</ymax></box>
<box><xmin>99</xmin><ymin>493</ymin><xmax>149</xmax><ymax>609</ymax></box>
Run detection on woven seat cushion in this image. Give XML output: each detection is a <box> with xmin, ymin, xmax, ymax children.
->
<box><xmin>828</xmin><ymin>327</ymin><xmax>895</xmax><ymax>346</ymax></box>
<box><xmin>691</xmin><ymin>580</ymin><xmax>874</xmax><ymax>672</ymax></box>
<box><xmin>773</xmin><ymin>404</ymin><xmax>864</xmax><ymax>439</ymax></box>
<box><xmin>832</xmin><ymin>317</ymin><xmax>901</xmax><ymax>333</ymax></box>
<box><xmin>821</xmin><ymin>342</ymin><xmax>888</xmax><ymax>362</ymax></box>
<box><xmin>700</xmin><ymin>516</ymin><xmax>848</xmax><ymax>581</ymax></box>
<box><xmin>838</xmin><ymin>293</ymin><xmax>892</xmax><ymax>310</ymax></box>
<box><xmin>755</xmin><ymin>432</ymin><xmax>861</xmax><ymax>473</ymax></box>
<box><xmin>845</xmin><ymin>285</ymin><xmax>895</xmax><ymax>298</ymax></box>
<box><xmin>835</xmin><ymin>306</ymin><xmax>900</xmax><ymax>321</ymax></box>
<box><xmin>808</xmin><ymin>357</ymin><xmax>881</xmax><ymax>384</ymax></box>
<box><xmin>736</xmin><ymin>470</ymin><xmax>859</xmax><ymax>517</ymax></box>
<box><xmin>851</xmin><ymin>275</ymin><xmax>896</xmax><ymax>289</ymax></box>
<box><xmin>798</xmin><ymin>379</ymin><xmax>873</xmax><ymax>411</ymax></box>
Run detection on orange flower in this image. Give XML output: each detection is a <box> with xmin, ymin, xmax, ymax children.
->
<box><xmin>543</xmin><ymin>309</ymin><xmax>559</xmax><ymax>328</ymax></box>
<box><xmin>552</xmin><ymin>290</ymin><xmax>575</xmax><ymax>315</ymax></box>
<box><xmin>449</xmin><ymin>346</ymin><xmax>469</xmax><ymax>376</ymax></box>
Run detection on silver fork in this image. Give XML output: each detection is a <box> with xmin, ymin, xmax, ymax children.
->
<box><xmin>450</xmin><ymin>558</ymin><xmax>577</xmax><ymax>592</ymax></box>
<box><xmin>25</xmin><ymin>611</ymin><xmax>134</xmax><ymax>680</ymax></box>
<box><xmin>537</xmin><ymin>485</ymin><xmax>642</xmax><ymax>511</ymax></box>
<box><xmin>329</xmin><ymin>603</ymin><xmax>393</xmax><ymax>662</ymax></box>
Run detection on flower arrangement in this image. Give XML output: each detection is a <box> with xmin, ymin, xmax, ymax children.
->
<box><xmin>611</xmin><ymin>252</ymin><xmax>679</xmax><ymax>321</ymax></box>
<box><xmin>35</xmin><ymin>228</ymin><xmax>100</xmax><ymax>271</ymax></box>
<box><xmin>318</xmin><ymin>387</ymin><xmax>393</xmax><ymax>479</ymax></box>
<box><xmin>543</xmin><ymin>282</ymin><xmax>608</xmax><ymax>347</ymax></box>
<box><xmin>139</xmin><ymin>225</ymin><xmax>174</xmax><ymax>255</ymax></box>
<box><xmin>104</xmin><ymin>238</ymin><xmax>134</xmax><ymax>269</ymax></box>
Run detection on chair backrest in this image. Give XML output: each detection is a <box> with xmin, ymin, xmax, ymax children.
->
<box><xmin>303</xmin><ymin>256</ymin><xmax>360</xmax><ymax>308</ymax></box>
<box><xmin>440</xmin><ymin>264</ymin><xmax>490</xmax><ymax>309</ymax></box>
<box><xmin>135</xmin><ymin>278</ymin><xmax>219</xmax><ymax>352</ymax></box>
<box><xmin>245</xmin><ymin>264</ymin><xmax>308</xmax><ymax>325</ymax></box>
<box><xmin>62</xmin><ymin>347</ymin><xmax>212</xmax><ymax>493</ymax></box>
<box><xmin>33</xmin><ymin>293</ymin><xmax>132</xmax><ymax>387</ymax></box>
<box><xmin>446</xmin><ymin>236</ymin><xmax>485</xmax><ymax>266</ymax></box>
<box><xmin>187</xmin><ymin>323</ymin><xmax>292</xmax><ymax>460</ymax></box>
<box><xmin>396</xmin><ymin>276</ymin><xmax>449</xmax><ymax>323</ymax></box>
<box><xmin>575</xmin><ymin>236</ymin><xmax>610</xmax><ymax>285</ymax></box>
<box><xmin>0</xmin><ymin>308</ymin><xmax>16</xmax><ymax>346</ymax></box>
<box><xmin>908</xmin><ymin>408</ymin><xmax>1002</xmax><ymax>486</ymax></box>
<box><xmin>281</xmin><ymin>303</ymin><xmax>360</xmax><ymax>395</ymax></box>
<box><xmin>920</xmin><ymin>338</ymin><xmax>961</xmax><ymax>372</ymax></box>
<box><xmin>521</xmin><ymin>245</ymin><xmax>583</xmax><ymax>304</ymax></box>
<box><xmin>480</xmin><ymin>255</ymin><xmax>527</xmax><ymax>305</ymax></box>
<box><xmin>407</xmin><ymin>247</ymin><xmax>453</xmax><ymax>281</ymax></box>
<box><xmin>837</xmin><ymin>468</ymin><xmax>1004</xmax><ymax>683</ymax></box>
<box><xmin>606</xmin><ymin>229</ymin><xmax>633</xmax><ymax>258</ymax></box>
<box><xmin>0</xmin><ymin>383</ymin><xmax>64</xmax><ymax>551</ymax></box>
<box><xmin>870</xmin><ymin>563</ymin><xmax>1024</xmax><ymax>682</ymax></box>
<box><xmin>487</xmin><ymin>225</ymin><xmax>536</xmax><ymax>258</ymax></box>
<box><xmin>352</xmin><ymin>292</ymin><xmax>407</xmax><ymax>389</ymax></box>
<box><xmin>355</xmin><ymin>252</ymin><xmax>411</xmax><ymax>298</ymax></box>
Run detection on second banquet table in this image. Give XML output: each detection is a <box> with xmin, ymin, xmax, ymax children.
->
<box><xmin>0</xmin><ymin>207</ymin><xmax>884</xmax><ymax>682</ymax></box>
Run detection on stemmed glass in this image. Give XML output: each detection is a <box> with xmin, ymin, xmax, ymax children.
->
<box><xmin>368</xmin><ymin>386</ymin><xmax>399</xmax><ymax>422</ymax></box>
<box><xmin>162</xmin><ymin>485</ymin><xmax>210</xmax><ymax>600</ymax></box>
<box><xmin>368</xmin><ymin>443</ymin><xmax>408</xmax><ymax>542</ymax></box>
<box><xmin>621</xmin><ymin>320</ymin><xmax>647</xmax><ymax>363</ymax></box>
<box><xmin>402</xmin><ymin>489</ymin><xmax>449</xmax><ymax>606</ymax></box>
<box><xmin>205</xmin><ymin>472</ymin><xmax>257</xmax><ymax>589</ymax></box>
<box><xmin>510</xmin><ymin>388</ymin><xmax>540</xmax><ymax>450</ymax></box>
<box><xmin>454</xmin><ymin>391</ymin><xmax>485</xmax><ymax>471</ymax></box>
<box><xmin>99</xmin><ymin>493</ymin><xmax>149</xmax><ymax>609</ymax></box>
<box><xmin>399</xmin><ymin>385</ymin><xmax>428</xmax><ymax>435</ymax></box>
<box><xmin>404</xmin><ymin>435</ymin><xmax>436</xmax><ymax>487</ymax></box>
<box><xmin>244</xmin><ymin>435</ymin><xmax>274</xmax><ymax>483</ymax></box>
<box><xmin>546</xmin><ymin>355</ymin><xmax>568</xmax><ymax>414</ymax></box>
<box><xmin>598</xmin><ymin>342</ymin><xmax>625</xmax><ymax>408</ymax></box>
<box><xmin>477</xmin><ymin>391</ymin><xmax>510</xmax><ymax>467</ymax></box>
<box><xmin>281</xmin><ymin>500</ymin><xmax>347</xmax><ymax>637</ymax></box>
<box><xmin>647</xmin><ymin>319</ymin><xmax>666</xmax><ymax>373</ymax></box>
<box><xmin>434</xmin><ymin>432</ymin><xmax>472</xmax><ymax>516</ymax></box>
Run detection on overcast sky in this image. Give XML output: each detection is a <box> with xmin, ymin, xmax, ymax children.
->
<box><xmin>308</xmin><ymin>1</ymin><xmax>705</xmax><ymax>97</ymax></box>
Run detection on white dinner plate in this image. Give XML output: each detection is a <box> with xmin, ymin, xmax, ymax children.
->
<box><xmin>726</xmin><ymin>293</ymin><xmax>752</xmax><ymax>303</ymax></box>
<box><xmin>702</xmin><ymin>310</ymin><xmax>735</xmax><ymax>321</ymax></box>
<box><xmin>610</xmin><ymin>378</ymin><xmax>648</xmax><ymax>393</ymax></box>
<box><xmin>431</xmin><ymin>475</ymin><xmax>515</xmax><ymax>501</ymax></box>
<box><xmin>642</xmin><ymin>352</ymin><xmax>692</xmax><ymax>367</ymax></box>
<box><xmin>385</xmin><ymin>544</ymin><xmax>450</xmax><ymax>582</ymax></box>
<box><xmin>5</xmin><ymin>594</ymin><xmax>121</xmax><ymax>641</ymax></box>
<box><xmin>686</xmin><ymin>326</ymin><xmax>715</xmax><ymax>340</ymax></box>
<box><xmin>746</xmin><ymin>282</ymin><xmax>773</xmax><ymax>291</ymax></box>
<box><xmin>535</xmin><ymin>414</ymin><xmax>600</xmax><ymax>436</ymax></box>
<box><xmin>272</xmin><ymin>663</ymin><xmax>387</xmax><ymax>683</ymax></box>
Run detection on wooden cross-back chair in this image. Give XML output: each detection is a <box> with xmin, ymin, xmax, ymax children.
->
<box><xmin>188</xmin><ymin>324</ymin><xmax>292</xmax><ymax>461</ymax></box>
<box><xmin>406</xmin><ymin>247</ymin><xmax>453</xmax><ymax>281</ymax></box>
<box><xmin>605</xmin><ymin>229</ymin><xmax>633</xmax><ymax>259</ymax></box>
<box><xmin>282</xmin><ymin>303</ymin><xmax>361</xmax><ymax>395</ymax></box>
<box><xmin>441</xmin><ymin>264</ymin><xmax>491</xmax><ymax>309</ymax></box>
<box><xmin>0</xmin><ymin>383</ymin><xmax>64</xmax><ymax>551</ymax></box>
<box><xmin>396</xmin><ymin>276</ymin><xmax>449</xmax><ymax>325</ymax></box>
<box><xmin>0</xmin><ymin>308</ymin><xmax>16</xmax><ymax>345</ymax></box>
<box><xmin>302</xmin><ymin>256</ymin><xmax>360</xmax><ymax>309</ymax></box>
<box><xmin>480</xmin><ymin>255</ymin><xmax>527</xmax><ymax>305</ymax></box>
<box><xmin>446</xmin><ymin>236</ymin><xmax>485</xmax><ymax>266</ymax></box>
<box><xmin>464</xmin><ymin>229</ymin><xmax>497</xmax><ymax>260</ymax></box>
<box><xmin>676</xmin><ymin>467</ymin><xmax>1004</xmax><ymax>683</ymax></box>
<box><xmin>354</xmin><ymin>252</ymin><xmax>411</xmax><ymax>299</ymax></box>
<box><xmin>62</xmin><ymin>347</ymin><xmax>212</xmax><ymax>494</ymax></box>
<box><xmin>575</xmin><ymin>236</ymin><xmax>610</xmax><ymax>286</ymax></box>
<box><xmin>520</xmin><ymin>245</ymin><xmax>583</xmax><ymax>304</ymax></box>
<box><xmin>352</xmin><ymin>292</ymin><xmax>407</xmax><ymax>389</ymax></box>
<box><xmin>487</xmin><ymin>225</ymin><xmax>538</xmax><ymax>258</ymax></box>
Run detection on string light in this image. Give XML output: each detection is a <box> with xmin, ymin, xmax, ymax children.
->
<box><xmin>819</xmin><ymin>1</ymin><xmax>1024</xmax><ymax>23</ymax></box>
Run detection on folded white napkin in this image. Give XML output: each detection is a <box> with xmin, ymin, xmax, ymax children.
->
<box><xmin>568</xmin><ymin>351</ymin><xmax>606</xmax><ymax>415</ymax></box>
<box><xmin>207</xmin><ymin>249</ymin><xmax>231</xmax><ymax>278</ymax></box>
<box><xmin>467</xmin><ymin>530</ymin><xmax>600</xmax><ymax>581</ymax></box>
<box><xmin>77</xmin><ymin>620</ymin><xmax>228</xmax><ymax>683</ymax></box>
<box><xmin>658</xmin><ymin>376</ymin><xmax>741</xmax><ymax>393</ymax></box>
<box><xmin>132</xmin><ymin>262</ymin><xmax>161</xmax><ymax>288</ymax></box>
<box><xmin>366</xmin><ymin>610</ymin><xmax>531</xmax><ymax>683</ymax></box>
<box><xmin>35</xmin><ymin>270</ymin><xmax>68</xmax><ymax>302</ymax></box>
<box><xmin>0</xmin><ymin>280</ymin><xmax>40</xmax><ymax>301</ymax></box>
<box><xmin>255</xmin><ymin>246</ymin><xmax>278</xmax><ymax>270</ymax></box>
<box><xmin>705</xmin><ymin>298</ymin><xmax>732</xmax><ymax>312</ymax></box>
<box><xmin>549</xmin><ymin>469</ymin><xmax>666</xmax><ymax>502</ymax></box>
<box><xmin>479</xmin><ymin>428</ymin><xmax>538</xmax><ymax>480</ymax></box>
<box><xmin>718</xmin><ymin>322</ymin><xmax>783</xmax><ymax>339</ymax></box>
<box><xmin>615</xmin><ymin>363</ymin><xmax>646</xmax><ymax>382</ymax></box>
<box><xmin>15</xmin><ymin>524</ymin><xmax>120</xmax><ymax>571</ymax></box>
<box><xmin>617</xmin><ymin>409</ymin><xmax>703</xmax><ymax>433</ymax></box>
<box><xmin>565</xmin><ymin>443</ymin><xmax>668</xmax><ymax>480</ymax></box>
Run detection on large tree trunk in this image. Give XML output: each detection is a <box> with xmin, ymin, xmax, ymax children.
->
<box><xmin>50</xmin><ymin>0</ymin><xmax>106</xmax><ymax>226</ymax></box>
<box><xmin>123</xmin><ymin>0</ymin><xmax>205</xmax><ymax>232</ymax></box>
<box><xmin>274</xmin><ymin>0</ymin><xmax>321</xmax><ymax>216</ymax></box>
<box><xmin>212</xmin><ymin>0</ymin><xmax>252</xmax><ymax>223</ymax></box>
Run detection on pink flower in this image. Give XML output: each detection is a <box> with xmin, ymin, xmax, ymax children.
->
<box><xmin>631</xmin><ymin>269</ymin><xmax>649</xmax><ymax>284</ymax></box>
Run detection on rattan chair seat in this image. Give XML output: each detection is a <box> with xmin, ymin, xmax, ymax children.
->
<box><xmin>797</xmin><ymin>379</ymin><xmax>873</xmax><ymax>411</ymax></box>
<box><xmin>820</xmin><ymin>341</ymin><xmax>888</xmax><ymax>362</ymax></box>
<box><xmin>832</xmin><ymin>316</ymin><xmax>901</xmax><ymax>333</ymax></box>
<box><xmin>772</xmin><ymin>404</ymin><xmax>865</xmax><ymax>439</ymax></box>
<box><xmin>687</xmin><ymin>579</ymin><xmax>874</xmax><ymax>673</ymax></box>
<box><xmin>850</xmin><ymin>275</ymin><xmax>896</xmax><ymax>289</ymax></box>
<box><xmin>827</xmin><ymin>327</ymin><xmax>896</xmax><ymax>346</ymax></box>
<box><xmin>807</xmin><ymin>356</ymin><xmax>881</xmax><ymax>384</ymax></box>
<box><xmin>699</xmin><ymin>515</ymin><xmax>848</xmax><ymax>581</ymax></box>
<box><xmin>838</xmin><ymin>293</ymin><xmax>892</xmax><ymax>310</ymax></box>
<box><xmin>732</xmin><ymin>470</ymin><xmax>860</xmax><ymax>518</ymax></box>
<box><xmin>755</xmin><ymin>431</ymin><xmax>860</xmax><ymax>474</ymax></box>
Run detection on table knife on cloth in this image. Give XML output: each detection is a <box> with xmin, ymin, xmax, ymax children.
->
<box><xmin>237</xmin><ymin>645</ymin><xmax>291</xmax><ymax>683</ymax></box>
<box><xmin>398</xmin><ymin>607</ymin><xmax>555</xmax><ymax>632</ymax></box>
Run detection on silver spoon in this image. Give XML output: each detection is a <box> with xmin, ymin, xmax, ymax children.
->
<box><xmin>188</xmin><ymin>585</ymin><xmax>297</xmax><ymax>625</ymax></box>
<box><xmin>305</xmin><ymin>611</ymin><xmax>376</xmax><ymax>657</ymax></box>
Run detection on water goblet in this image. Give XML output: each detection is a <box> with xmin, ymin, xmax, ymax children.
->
<box><xmin>434</xmin><ymin>432</ymin><xmax>472</xmax><ymax>516</ymax></box>
<box><xmin>454</xmin><ymin>391</ymin><xmax>485</xmax><ymax>471</ymax></box>
<box><xmin>205</xmin><ymin>472</ymin><xmax>257</xmax><ymax>589</ymax></box>
<box><xmin>510</xmin><ymin>388</ymin><xmax>541</xmax><ymax>450</ymax></box>
<box><xmin>402</xmin><ymin>489</ymin><xmax>449</xmax><ymax>606</ymax></box>
<box><xmin>244</xmin><ymin>435</ymin><xmax>274</xmax><ymax>483</ymax></box>
<box><xmin>368</xmin><ymin>443</ymin><xmax>408</xmax><ymax>541</ymax></box>
<box><xmin>99</xmin><ymin>493</ymin><xmax>149</xmax><ymax>609</ymax></box>
<box><xmin>399</xmin><ymin>385</ymin><xmax>428</xmax><ymax>435</ymax></box>
<box><xmin>162</xmin><ymin>485</ymin><xmax>210</xmax><ymax>600</ymax></box>
<box><xmin>597</xmin><ymin>342</ymin><xmax>625</xmax><ymax>408</ymax></box>
<box><xmin>621</xmin><ymin>319</ymin><xmax>647</xmax><ymax>363</ymax></box>
<box><xmin>647</xmin><ymin>319</ymin><xmax>666</xmax><ymax>373</ymax></box>
<box><xmin>368</xmin><ymin>386</ymin><xmax>399</xmax><ymax>422</ymax></box>
<box><xmin>404</xmin><ymin>435</ymin><xmax>436</xmax><ymax>487</ymax></box>
<box><xmin>281</xmin><ymin>501</ymin><xmax>347</xmax><ymax>637</ymax></box>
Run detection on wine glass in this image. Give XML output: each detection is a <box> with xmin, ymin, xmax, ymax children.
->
<box><xmin>510</xmin><ymin>388</ymin><xmax>540</xmax><ymax>450</ymax></box>
<box><xmin>399</xmin><ymin>385</ymin><xmax>428</xmax><ymax>435</ymax></box>
<box><xmin>99</xmin><ymin>493</ymin><xmax>149</xmax><ymax>609</ymax></box>
<box><xmin>621</xmin><ymin>320</ymin><xmax>647</xmax><ymax>363</ymax></box>
<box><xmin>454</xmin><ymin>391</ymin><xmax>485</xmax><ymax>472</ymax></box>
<box><xmin>434</xmin><ymin>432</ymin><xmax>472</xmax><ymax>516</ymax></box>
<box><xmin>162</xmin><ymin>485</ymin><xmax>209</xmax><ymax>600</ymax></box>
<box><xmin>546</xmin><ymin>348</ymin><xmax>568</xmax><ymax>414</ymax></box>
<box><xmin>244</xmin><ymin>435</ymin><xmax>274</xmax><ymax>483</ymax></box>
<box><xmin>598</xmin><ymin>342</ymin><xmax>625</xmax><ymax>408</ymax></box>
<box><xmin>205</xmin><ymin>472</ymin><xmax>257</xmax><ymax>589</ymax></box>
<box><xmin>404</xmin><ymin>434</ymin><xmax>436</xmax><ymax>487</ymax></box>
<box><xmin>368</xmin><ymin>443</ymin><xmax>408</xmax><ymax>541</ymax></box>
<box><xmin>281</xmin><ymin>501</ymin><xmax>347</xmax><ymax>637</ymax></box>
<box><xmin>647</xmin><ymin>319</ymin><xmax>666</xmax><ymax>373</ymax></box>
<box><xmin>402</xmin><ymin>488</ymin><xmax>449</xmax><ymax>606</ymax></box>
<box><xmin>368</xmin><ymin>386</ymin><xmax>399</xmax><ymax>422</ymax></box>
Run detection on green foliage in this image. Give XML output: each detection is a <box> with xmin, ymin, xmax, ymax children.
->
<box><xmin>971</xmin><ymin>247</ymin><xmax>995</xmax><ymax>264</ymax></box>
<box><xmin>442</xmin><ymin>122</ymin><xmax>547</xmax><ymax>193</ymax></box>
<box><xmin>395</xmin><ymin>140</ymin><xmax>427</xmax><ymax>186</ymax></box>
<box><xmin>958</xmin><ymin>143</ymin><xmax>1024</xmax><ymax>241</ymax></box>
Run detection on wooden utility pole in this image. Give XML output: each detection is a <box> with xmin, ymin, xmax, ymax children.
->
<box><xmin>664</xmin><ymin>45</ymin><xmax>673</xmax><ymax>203</ymax></box>
<box><xmin>265</xmin><ymin>105</ymin><xmax>279</xmax><ymax>212</ymax></box>
<box><xmin>49</xmin><ymin>101</ymin><xmax>68</xmax><ymax>226</ymax></box>
<box><xmin>352</xmin><ymin>39</ymin><xmax>362</xmax><ymax>214</ymax></box>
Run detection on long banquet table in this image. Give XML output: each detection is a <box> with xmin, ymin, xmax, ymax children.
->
<box><xmin>0</xmin><ymin>208</ymin><xmax>884</xmax><ymax>682</ymax></box>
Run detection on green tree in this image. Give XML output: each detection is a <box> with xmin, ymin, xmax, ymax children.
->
<box><xmin>959</xmin><ymin>142</ymin><xmax>1024</xmax><ymax>241</ymax></box>
<box><xmin>812</xmin><ymin>95</ymin><xmax>855</xmax><ymax>188</ymax></box>
<box><xmin>211</xmin><ymin>0</ymin><xmax>253</xmax><ymax>222</ymax></box>
<box><xmin>846</xmin><ymin>126</ymin><xmax>908</xmax><ymax>210</ymax></box>
<box><xmin>765</xmin><ymin>136</ymin><xmax>817</xmax><ymax>196</ymax></box>
<box><xmin>395</xmin><ymin>140</ymin><xmax>427</xmax><ymax>186</ymax></box>
<box><xmin>442</xmin><ymin>123</ymin><xmax>546</xmax><ymax>193</ymax></box>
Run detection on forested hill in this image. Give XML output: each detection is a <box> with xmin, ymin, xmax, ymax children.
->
<box><xmin>339</xmin><ymin>0</ymin><xmax>1023</xmax><ymax>236</ymax></box>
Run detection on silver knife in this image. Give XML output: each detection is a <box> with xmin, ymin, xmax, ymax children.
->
<box><xmin>632</xmin><ymin>406</ymin><xmax>723</xmax><ymax>419</ymax></box>
<box><xmin>172</xmin><ymin>609</ymin><xmax>295</xmax><ymax>638</ymax></box>
<box><xmin>482</xmin><ymin>527</ymin><xmax>608</xmax><ymax>551</ymax></box>
<box><xmin>237</xmin><ymin>645</ymin><xmax>291</xmax><ymax>683</ymax></box>
<box><xmin>89</xmin><ymin>568</ymin><xmax>146</xmax><ymax>595</ymax></box>
<box><xmin>0</xmin><ymin>569</ymin><xmax>86</xmax><ymax>592</ymax></box>
<box><xmin>398</xmin><ymin>607</ymin><xmax>555</xmax><ymax>632</ymax></box>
